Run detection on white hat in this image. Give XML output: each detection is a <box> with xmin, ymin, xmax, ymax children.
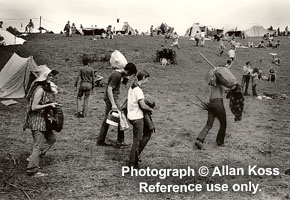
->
<box><xmin>33</xmin><ymin>65</ymin><xmax>59</xmax><ymax>83</ymax></box>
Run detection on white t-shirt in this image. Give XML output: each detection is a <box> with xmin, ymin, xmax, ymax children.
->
<box><xmin>228</xmin><ymin>49</ymin><xmax>235</xmax><ymax>58</ymax></box>
<box><xmin>127</xmin><ymin>86</ymin><xmax>144</xmax><ymax>120</ymax></box>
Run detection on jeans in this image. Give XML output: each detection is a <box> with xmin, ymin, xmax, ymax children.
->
<box><xmin>252</xmin><ymin>84</ymin><xmax>257</xmax><ymax>96</ymax></box>
<box><xmin>26</xmin><ymin>130</ymin><xmax>56</xmax><ymax>174</ymax></box>
<box><xmin>197</xmin><ymin>99</ymin><xmax>227</xmax><ymax>145</ymax></box>
<box><xmin>128</xmin><ymin>119</ymin><xmax>144</xmax><ymax>168</ymax></box>
<box><xmin>97</xmin><ymin>99</ymin><xmax>124</xmax><ymax>144</ymax></box>
<box><xmin>241</xmin><ymin>75</ymin><xmax>250</xmax><ymax>94</ymax></box>
<box><xmin>128</xmin><ymin>118</ymin><xmax>153</xmax><ymax>168</ymax></box>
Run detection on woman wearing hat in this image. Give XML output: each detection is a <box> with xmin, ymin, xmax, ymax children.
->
<box><xmin>24</xmin><ymin>67</ymin><xmax>60</xmax><ymax>177</ymax></box>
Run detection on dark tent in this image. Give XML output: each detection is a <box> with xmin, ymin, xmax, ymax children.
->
<box><xmin>226</xmin><ymin>30</ymin><xmax>242</xmax><ymax>37</ymax></box>
<box><xmin>6</xmin><ymin>26</ymin><xmax>20</xmax><ymax>36</ymax></box>
<box><xmin>83</xmin><ymin>28</ymin><xmax>107</xmax><ymax>36</ymax></box>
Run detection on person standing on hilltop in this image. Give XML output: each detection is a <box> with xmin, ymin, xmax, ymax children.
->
<box><xmin>64</xmin><ymin>21</ymin><xmax>71</xmax><ymax>37</ymax></box>
<box><xmin>25</xmin><ymin>19</ymin><xmax>34</xmax><ymax>33</ymax></box>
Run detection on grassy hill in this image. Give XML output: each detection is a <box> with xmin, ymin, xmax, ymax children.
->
<box><xmin>1</xmin><ymin>33</ymin><xmax>290</xmax><ymax>200</ymax></box>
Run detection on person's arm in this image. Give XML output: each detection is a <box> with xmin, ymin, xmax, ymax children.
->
<box><xmin>138</xmin><ymin>99</ymin><xmax>153</xmax><ymax>113</ymax></box>
<box><xmin>91</xmin><ymin>70</ymin><xmax>95</xmax><ymax>90</ymax></box>
<box><xmin>31</xmin><ymin>88</ymin><xmax>58</xmax><ymax>111</ymax></box>
<box><xmin>107</xmin><ymin>86</ymin><xmax>118</xmax><ymax>110</ymax></box>
<box><xmin>75</xmin><ymin>69</ymin><xmax>80</xmax><ymax>88</ymax></box>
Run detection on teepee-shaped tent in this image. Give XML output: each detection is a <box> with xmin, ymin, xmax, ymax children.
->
<box><xmin>244</xmin><ymin>25</ymin><xmax>268</xmax><ymax>37</ymax></box>
<box><xmin>121</xmin><ymin>22</ymin><xmax>135</xmax><ymax>35</ymax></box>
<box><xmin>0</xmin><ymin>53</ymin><xmax>47</xmax><ymax>98</ymax></box>
<box><xmin>0</xmin><ymin>29</ymin><xmax>26</xmax><ymax>46</ymax></box>
<box><xmin>185</xmin><ymin>23</ymin><xmax>201</xmax><ymax>37</ymax></box>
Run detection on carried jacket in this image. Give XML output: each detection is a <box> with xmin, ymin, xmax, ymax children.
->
<box><xmin>121</xmin><ymin>98</ymin><xmax>155</xmax><ymax>132</ymax></box>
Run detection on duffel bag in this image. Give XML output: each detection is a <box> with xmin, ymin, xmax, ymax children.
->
<box><xmin>215</xmin><ymin>67</ymin><xmax>236</xmax><ymax>88</ymax></box>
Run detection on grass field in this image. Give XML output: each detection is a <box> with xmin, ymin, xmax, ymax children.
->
<box><xmin>1</xmin><ymin>33</ymin><xmax>290</xmax><ymax>200</ymax></box>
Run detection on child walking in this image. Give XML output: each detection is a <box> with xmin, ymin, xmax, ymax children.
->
<box><xmin>75</xmin><ymin>55</ymin><xmax>94</xmax><ymax>118</ymax></box>
<box><xmin>127</xmin><ymin>70</ymin><xmax>154</xmax><ymax>169</ymax></box>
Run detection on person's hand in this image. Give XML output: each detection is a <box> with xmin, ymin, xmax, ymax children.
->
<box><xmin>49</xmin><ymin>102</ymin><xmax>61</xmax><ymax>108</ymax></box>
<box><xmin>112</xmin><ymin>104</ymin><xmax>118</xmax><ymax>111</ymax></box>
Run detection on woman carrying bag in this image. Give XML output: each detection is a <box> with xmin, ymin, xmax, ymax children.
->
<box><xmin>24</xmin><ymin>67</ymin><xmax>60</xmax><ymax>177</ymax></box>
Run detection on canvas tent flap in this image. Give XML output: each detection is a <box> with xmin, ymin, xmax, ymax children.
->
<box><xmin>0</xmin><ymin>29</ymin><xmax>26</xmax><ymax>46</ymax></box>
<box><xmin>0</xmin><ymin>53</ymin><xmax>44</xmax><ymax>98</ymax></box>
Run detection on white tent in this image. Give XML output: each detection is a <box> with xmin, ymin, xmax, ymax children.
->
<box><xmin>0</xmin><ymin>29</ymin><xmax>26</xmax><ymax>46</ymax></box>
<box><xmin>121</xmin><ymin>22</ymin><xmax>135</xmax><ymax>35</ymax></box>
<box><xmin>244</xmin><ymin>25</ymin><xmax>268</xmax><ymax>37</ymax></box>
<box><xmin>185</xmin><ymin>23</ymin><xmax>201</xmax><ymax>37</ymax></box>
<box><xmin>0</xmin><ymin>53</ymin><xmax>47</xmax><ymax>98</ymax></box>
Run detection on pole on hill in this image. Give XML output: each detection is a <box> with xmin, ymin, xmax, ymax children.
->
<box><xmin>199</xmin><ymin>52</ymin><xmax>216</xmax><ymax>69</ymax></box>
<box><xmin>39</xmin><ymin>16</ymin><xmax>42</xmax><ymax>32</ymax></box>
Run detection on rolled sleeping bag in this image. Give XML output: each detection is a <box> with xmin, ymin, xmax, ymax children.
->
<box><xmin>215</xmin><ymin>67</ymin><xmax>237</xmax><ymax>88</ymax></box>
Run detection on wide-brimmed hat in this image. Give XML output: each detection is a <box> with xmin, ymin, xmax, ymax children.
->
<box><xmin>34</xmin><ymin>65</ymin><xmax>59</xmax><ymax>83</ymax></box>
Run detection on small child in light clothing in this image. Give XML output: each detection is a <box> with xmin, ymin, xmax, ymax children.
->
<box><xmin>228</xmin><ymin>46</ymin><xmax>236</xmax><ymax>61</ymax></box>
<box><xmin>171</xmin><ymin>32</ymin><xmax>180</xmax><ymax>49</ymax></box>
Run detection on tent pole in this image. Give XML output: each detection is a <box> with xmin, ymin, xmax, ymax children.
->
<box><xmin>39</xmin><ymin>16</ymin><xmax>42</xmax><ymax>32</ymax></box>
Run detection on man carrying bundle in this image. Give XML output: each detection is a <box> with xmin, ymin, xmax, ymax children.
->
<box><xmin>195</xmin><ymin>53</ymin><xmax>238</xmax><ymax>149</ymax></box>
<box><xmin>195</xmin><ymin>72</ymin><xmax>227</xmax><ymax>149</ymax></box>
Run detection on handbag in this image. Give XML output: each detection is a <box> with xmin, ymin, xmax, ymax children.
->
<box><xmin>45</xmin><ymin>105</ymin><xmax>64</xmax><ymax>132</ymax></box>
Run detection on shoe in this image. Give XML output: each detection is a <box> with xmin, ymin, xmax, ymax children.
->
<box><xmin>96</xmin><ymin>141</ymin><xmax>110</xmax><ymax>146</ymax></box>
<box><xmin>195</xmin><ymin>140</ymin><xmax>204</xmax><ymax>150</ymax></box>
<box><xmin>33</xmin><ymin>172</ymin><xmax>48</xmax><ymax>177</ymax></box>
<box><xmin>76</xmin><ymin>112</ymin><xmax>84</xmax><ymax>118</ymax></box>
<box><xmin>217</xmin><ymin>143</ymin><xmax>224</xmax><ymax>147</ymax></box>
<box><xmin>115</xmin><ymin>141</ymin><xmax>130</xmax><ymax>148</ymax></box>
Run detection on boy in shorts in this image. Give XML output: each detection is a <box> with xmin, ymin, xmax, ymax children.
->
<box><xmin>75</xmin><ymin>55</ymin><xmax>94</xmax><ymax>118</ymax></box>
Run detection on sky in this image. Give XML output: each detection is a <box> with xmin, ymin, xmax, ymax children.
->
<box><xmin>1</xmin><ymin>0</ymin><xmax>290</xmax><ymax>34</ymax></box>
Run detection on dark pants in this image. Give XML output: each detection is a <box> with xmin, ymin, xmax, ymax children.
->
<box><xmin>195</xmin><ymin>38</ymin><xmax>199</xmax><ymax>46</ymax></box>
<box><xmin>197</xmin><ymin>99</ymin><xmax>227</xmax><ymax>145</ymax></box>
<box><xmin>252</xmin><ymin>84</ymin><xmax>257</xmax><ymax>96</ymax></box>
<box><xmin>241</xmin><ymin>75</ymin><xmax>250</xmax><ymax>95</ymax></box>
<box><xmin>97</xmin><ymin>99</ymin><xmax>124</xmax><ymax>144</ymax></box>
<box><xmin>128</xmin><ymin>119</ymin><xmax>152</xmax><ymax>168</ymax></box>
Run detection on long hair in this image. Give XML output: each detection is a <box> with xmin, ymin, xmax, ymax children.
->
<box><xmin>252</xmin><ymin>67</ymin><xmax>259</xmax><ymax>74</ymax></box>
<box><xmin>26</xmin><ymin>81</ymin><xmax>52</xmax><ymax>100</ymax></box>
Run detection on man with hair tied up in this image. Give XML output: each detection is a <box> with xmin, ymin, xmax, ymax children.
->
<box><xmin>97</xmin><ymin>63</ymin><xmax>137</xmax><ymax>148</ymax></box>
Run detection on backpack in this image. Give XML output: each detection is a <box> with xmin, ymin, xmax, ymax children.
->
<box><xmin>45</xmin><ymin>105</ymin><xmax>64</xmax><ymax>132</ymax></box>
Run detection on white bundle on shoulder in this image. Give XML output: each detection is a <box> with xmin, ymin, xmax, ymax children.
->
<box><xmin>50</xmin><ymin>81</ymin><xmax>58</xmax><ymax>95</ymax></box>
<box><xmin>110</xmin><ymin>50</ymin><xmax>128</xmax><ymax>69</ymax></box>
